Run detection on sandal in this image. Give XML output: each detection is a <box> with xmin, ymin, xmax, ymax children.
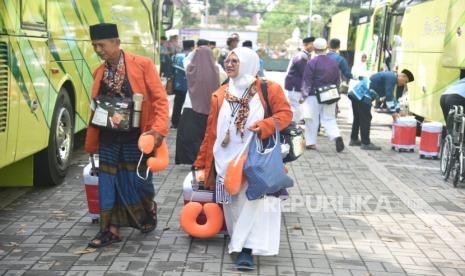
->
<box><xmin>235</xmin><ymin>248</ymin><xmax>255</xmax><ymax>271</ymax></box>
<box><xmin>88</xmin><ymin>230</ymin><xmax>121</xmax><ymax>248</ymax></box>
<box><xmin>141</xmin><ymin>201</ymin><xmax>158</xmax><ymax>234</ymax></box>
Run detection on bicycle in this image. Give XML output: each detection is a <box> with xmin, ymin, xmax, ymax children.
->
<box><xmin>440</xmin><ymin>105</ymin><xmax>465</xmax><ymax>187</ymax></box>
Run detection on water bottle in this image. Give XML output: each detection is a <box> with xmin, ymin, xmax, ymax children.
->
<box><xmin>133</xmin><ymin>93</ymin><xmax>143</xmax><ymax>128</ymax></box>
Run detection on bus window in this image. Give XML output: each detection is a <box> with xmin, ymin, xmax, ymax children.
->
<box><xmin>152</xmin><ymin>1</ymin><xmax>160</xmax><ymax>36</ymax></box>
<box><xmin>21</xmin><ymin>0</ymin><xmax>47</xmax><ymax>31</ymax></box>
<box><xmin>162</xmin><ymin>0</ymin><xmax>174</xmax><ymax>31</ymax></box>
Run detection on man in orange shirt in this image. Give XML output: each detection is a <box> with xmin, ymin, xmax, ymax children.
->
<box><xmin>85</xmin><ymin>23</ymin><xmax>168</xmax><ymax>248</ymax></box>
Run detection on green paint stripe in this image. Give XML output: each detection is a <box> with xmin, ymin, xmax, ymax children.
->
<box><xmin>361</xmin><ymin>24</ymin><xmax>369</xmax><ymax>50</ymax></box>
<box><xmin>139</xmin><ymin>0</ymin><xmax>154</xmax><ymax>37</ymax></box>
<box><xmin>24</xmin><ymin>40</ymin><xmax>59</xmax><ymax>96</ymax></box>
<box><xmin>71</xmin><ymin>0</ymin><xmax>85</xmax><ymax>25</ymax></box>
<box><xmin>79</xmin><ymin>12</ymin><xmax>97</xmax><ymax>80</ymax></box>
<box><xmin>76</xmin><ymin>111</ymin><xmax>87</xmax><ymax>126</ymax></box>
<box><xmin>91</xmin><ymin>0</ymin><xmax>105</xmax><ymax>23</ymax></box>
<box><xmin>10</xmin><ymin>45</ymin><xmax>40</xmax><ymax>121</ymax></box>
<box><xmin>56</xmin><ymin>7</ymin><xmax>92</xmax><ymax>101</ymax></box>
<box><xmin>55</xmin><ymin>4</ymin><xmax>94</xmax><ymax>93</ymax></box>
<box><xmin>1</xmin><ymin>0</ymin><xmax>15</xmax><ymax>30</ymax></box>
<box><xmin>48</xmin><ymin>38</ymin><xmax>66</xmax><ymax>73</ymax></box>
<box><xmin>0</xmin><ymin>1</ymin><xmax>7</xmax><ymax>34</ymax></box>
<box><xmin>444</xmin><ymin>8</ymin><xmax>465</xmax><ymax>45</ymax></box>
<box><xmin>16</xmin><ymin>41</ymin><xmax>49</xmax><ymax>125</ymax></box>
<box><xmin>62</xmin><ymin>39</ymin><xmax>91</xmax><ymax>101</ymax></box>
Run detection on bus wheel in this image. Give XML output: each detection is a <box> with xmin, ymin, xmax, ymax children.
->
<box><xmin>34</xmin><ymin>89</ymin><xmax>74</xmax><ymax>186</ymax></box>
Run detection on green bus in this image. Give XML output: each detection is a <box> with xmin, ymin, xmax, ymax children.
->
<box><xmin>0</xmin><ymin>0</ymin><xmax>173</xmax><ymax>187</ymax></box>
<box><xmin>329</xmin><ymin>0</ymin><xmax>465</xmax><ymax>124</ymax></box>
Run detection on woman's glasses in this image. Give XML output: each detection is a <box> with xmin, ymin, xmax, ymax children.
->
<box><xmin>224</xmin><ymin>58</ymin><xmax>239</xmax><ymax>66</ymax></box>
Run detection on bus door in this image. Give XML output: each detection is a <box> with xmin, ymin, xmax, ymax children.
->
<box><xmin>354</xmin><ymin>21</ymin><xmax>372</xmax><ymax>72</ymax></box>
<box><xmin>330</xmin><ymin>9</ymin><xmax>353</xmax><ymax>66</ymax></box>
<box><xmin>371</xmin><ymin>5</ymin><xmax>389</xmax><ymax>72</ymax></box>
<box><xmin>13</xmin><ymin>0</ymin><xmax>49</xmax><ymax>161</ymax></box>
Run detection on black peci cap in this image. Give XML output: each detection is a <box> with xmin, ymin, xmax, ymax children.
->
<box><xmin>242</xmin><ymin>40</ymin><xmax>253</xmax><ymax>48</ymax></box>
<box><xmin>183</xmin><ymin>40</ymin><xmax>195</xmax><ymax>50</ymax></box>
<box><xmin>197</xmin><ymin>39</ymin><xmax>209</xmax><ymax>47</ymax></box>
<box><xmin>401</xmin><ymin>69</ymin><xmax>414</xmax><ymax>82</ymax></box>
<box><xmin>89</xmin><ymin>23</ymin><xmax>119</xmax><ymax>40</ymax></box>
<box><xmin>303</xmin><ymin>37</ymin><xmax>315</xmax><ymax>44</ymax></box>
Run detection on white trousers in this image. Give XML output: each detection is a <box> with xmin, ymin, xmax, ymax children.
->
<box><xmin>303</xmin><ymin>96</ymin><xmax>340</xmax><ymax>145</ymax></box>
<box><xmin>223</xmin><ymin>182</ymin><xmax>281</xmax><ymax>256</ymax></box>
<box><xmin>286</xmin><ymin>90</ymin><xmax>302</xmax><ymax>122</ymax></box>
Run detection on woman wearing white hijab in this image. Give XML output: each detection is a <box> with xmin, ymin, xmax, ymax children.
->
<box><xmin>194</xmin><ymin>47</ymin><xmax>292</xmax><ymax>270</ymax></box>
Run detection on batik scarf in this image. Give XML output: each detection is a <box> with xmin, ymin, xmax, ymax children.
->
<box><xmin>224</xmin><ymin>84</ymin><xmax>257</xmax><ymax>138</ymax></box>
<box><xmin>102</xmin><ymin>51</ymin><xmax>126</xmax><ymax>97</ymax></box>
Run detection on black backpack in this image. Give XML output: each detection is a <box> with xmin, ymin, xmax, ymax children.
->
<box><xmin>261</xmin><ymin>80</ymin><xmax>305</xmax><ymax>163</ymax></box>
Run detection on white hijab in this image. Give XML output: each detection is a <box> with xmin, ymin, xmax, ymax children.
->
<box><xmin>228</xmin><ymin>47</ymin><xmax>260</xmax><ymax>96</ymax></box>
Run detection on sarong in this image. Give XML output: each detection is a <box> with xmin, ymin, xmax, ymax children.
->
<box><xmin>98</xmin><ymin>141</ymin><xmax>154</xmax><ymax>231</ymax></box>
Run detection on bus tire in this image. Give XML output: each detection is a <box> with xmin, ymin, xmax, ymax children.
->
<box><xmin>34</xmin><ymin>89</ymin><xmax>75</xmax><ymax>186</ymax></box>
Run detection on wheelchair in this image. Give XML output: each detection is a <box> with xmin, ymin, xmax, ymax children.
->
<box><xmin>440</xmin><ymin>105</ymin><xmax>465</xmax><ymax>187</ymax></box>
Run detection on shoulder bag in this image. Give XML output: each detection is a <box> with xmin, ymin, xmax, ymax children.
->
<box><xmin>91</xmin><ymin>94</ymin><xmax>134</xmax><ymax>132</ymax></box>
<box><xmin>313</xmin><ymin>57</ymin><xmax>341</xmax><ymax>104</ymax></box>
<box><xmin>244</xmin><ymin>122</ymin><xmax>294</xmax><ymax>200</ymax></box>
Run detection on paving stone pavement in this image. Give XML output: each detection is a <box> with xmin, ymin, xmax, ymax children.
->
<box><xmin>2</xmin><ymin>74</ymin><xmax>465</xmax><ymax>275</ymax></box>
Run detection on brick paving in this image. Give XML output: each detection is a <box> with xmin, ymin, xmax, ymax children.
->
<box><xmin>2</xmin><ymin>73</ymin><xmax>465</xmax><ymax>275</ymax></box>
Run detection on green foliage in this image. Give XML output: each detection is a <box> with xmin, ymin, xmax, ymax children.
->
<box><xmin>258</xmin><ymin>0</ymin><xmax>364</xmax><ymax>46</ymax></box>
<box><xmin>209</xmin><ymin>0</ymin><xmax>265</xmax><ymax>29</ymax></box>
<box><xmin>174</xmin><ymin>0</ymin><xmax>265</xmax><ymax>30</ymax></box>
<box><xmin>174</xmin><ymin>0</ymin><xmax>200</xmax><ymax>28</ymax></box>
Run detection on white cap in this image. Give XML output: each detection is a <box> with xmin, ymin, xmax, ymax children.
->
<box><xmin>313</xmin><ymin>38</ymin><xmax>327</xmax><ymax>50</ymax></box>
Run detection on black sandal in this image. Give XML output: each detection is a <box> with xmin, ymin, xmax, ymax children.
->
<box><xmin>88</xmin><ymin>230</ymin><xmax>121</xmax><ymax>248</ymax></box>
<box><xmin>141</xmin><ymin>201</ymin><xmax>158</xmax><ymax>234</ymax></box>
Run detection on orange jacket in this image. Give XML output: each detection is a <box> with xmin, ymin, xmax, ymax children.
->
<box><xmin>85</xmin><ymin>52</ymin><xmax>169</xmax><ymax>153</ymax></box>
<box><xmin>193</xmin><ymin>79</ymin><xmax>292</xmax><ymax>190</ymax></box>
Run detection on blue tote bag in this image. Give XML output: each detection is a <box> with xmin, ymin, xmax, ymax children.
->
<box><xmin>244</xmin><ymin>122</ymin><xmax>294</xmax><ymax>200</ymax></box>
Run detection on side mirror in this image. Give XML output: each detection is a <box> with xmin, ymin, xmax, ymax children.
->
<box><xmin>161</xmin><ymin>0</ymin><xmax>174</xmax><ymax>31</ymax></box>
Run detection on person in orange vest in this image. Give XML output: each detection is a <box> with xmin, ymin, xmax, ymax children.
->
<box><xmin>85</xmin><ymin>23</ymin><xmax>169</xmax><ymax>248</ymax></box>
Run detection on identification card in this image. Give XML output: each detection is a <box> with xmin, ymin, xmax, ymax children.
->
<box><xmin>92</xmin><ymin>106</ymin><xmax>108</xmax><ymax>127</ymax></box>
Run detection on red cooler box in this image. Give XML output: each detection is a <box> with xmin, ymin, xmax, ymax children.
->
<box><xmin>392</xmin><ymin>117</ymin><xmax>417</xmax><ymax>152</ymax></box>
<box><xmin>419</xmin><ymin>122</ymin><xmax>442</xmax><ymax>158</ymax></box>
<box><xmin>83</xmin><ymin>156</ymin><xmax>100</xmax><ymax>223</ymax></box>
<box><xmin>182</xmin><ymin>172</ymin><xmax>227</xmax><ymax>233</ymax></box>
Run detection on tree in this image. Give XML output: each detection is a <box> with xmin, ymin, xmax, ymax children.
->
<box><xmin>208</xmin><ymin>0</ymin><xmax>265</xmax><ymax>29</ymax></box>
<box><xmin>174</xmin><ymin>0</ymin><xmax>200</xmax><ymax>28</ymax></box>
<box><xmin>258</xmin><ymin>0</ymin><xmax>365</xmax><ymax>47</ymax></box>
<box><xmin>174</xmin><ymin>0</ymin><xmax>264</xmax><ymax>30</ymax></box>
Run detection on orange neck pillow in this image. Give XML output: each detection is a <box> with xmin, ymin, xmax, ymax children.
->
<box><xmin>138</xmin><ymin>135</ymin><xmax>169</xmax><ymax>173</ymax></box>
<box><xmin>179</xmin><ymin>202</ymin><xmax>224</xmax><ymax>238</ymax></box>
<box><xmin>147</xmin><ymin>141</ymin><xmax>169</xmax><ymax>173</ymax></box>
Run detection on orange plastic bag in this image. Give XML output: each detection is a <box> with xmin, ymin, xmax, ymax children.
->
<box><xmin>224</xmin><ymin>135</ymin><xmax>252</xmax><ymax>195</ymax></box>
<box><xmin>224</xmin><ymin>152</ymin><xmax>247</xmax><ymax>195</ymax></box>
